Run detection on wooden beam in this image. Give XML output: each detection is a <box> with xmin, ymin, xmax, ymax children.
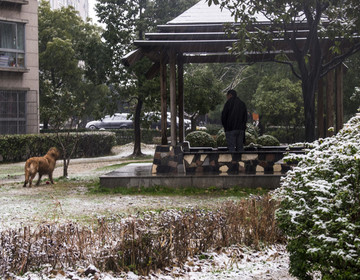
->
<box><xmin>169</xmin><ymin>49</ymin><xmax>177</xmax><ymax>146</ymax></box>
<box><xmin>160</xmin><ymin>53</ymin><xmax>167</xmax><ymax>145</ymax></box>
<box><xmin>177</xmin><ymin>53</ymin><xmax>184</xmax><ymax>143</ymax></box>
<box><xmin>326</xmin><ymin>69</ymin><xmax>335</xmax><ymax>137</ymax></box>
<box><xmin>121</xmin><ymin>49</ymin><xmax>144</xmax><ymax>67</ymax></box>
<box><xmin>145</xmin><ymin>62</ymin><xmax>160</xmax><ymax>80</ymax></box>
<box><xmin>317</xmin><ymin>78</ymin><xmax>324</xmax><ymax>138</ymax></box>
<box><xmin>336</xmin><ymin>64</ymin><xmax>344</xmax><ymax>132</ymax></box>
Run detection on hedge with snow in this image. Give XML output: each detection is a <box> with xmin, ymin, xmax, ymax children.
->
<box><xmin>276</xmin><ymin>114</ymin><xmax>360</xmax><ymax>280</ymax></box>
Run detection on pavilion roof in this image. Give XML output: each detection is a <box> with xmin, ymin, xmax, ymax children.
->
<box><xmin>122</xmin><ymin>0</ymin><xmax>311</xmax><ymax>68</ymax></box>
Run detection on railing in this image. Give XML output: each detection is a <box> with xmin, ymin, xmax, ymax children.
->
<box><xmin>152</xmin><ymin>144</ymin><xmax>304</xmax><ymax>175</ymax></box>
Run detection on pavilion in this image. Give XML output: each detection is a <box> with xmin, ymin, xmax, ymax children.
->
<box><xmin>122</xmin><ymin>0</ymin><xmax>345</xmax><ymax>147</ymax></box>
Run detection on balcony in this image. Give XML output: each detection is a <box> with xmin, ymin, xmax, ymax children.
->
<box><xmin>0</xmin><ymin>0</ymin><xmax>29</xmax><ymax>5</ymax></box>
<box><xmin>0</xmin><ymin>51</ymin><xmax>28</xmax><ymax>73</ymax></box>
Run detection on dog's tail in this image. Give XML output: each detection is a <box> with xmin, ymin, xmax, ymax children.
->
<box><xmin>24</xmin><ymin>160</ymin><xmax>37</xmax><ymax>187</ymax></box>
<box><xmin>25</xmin><ymin>161</ymin><xmax>38</xmax><ymax>176</ymax></box>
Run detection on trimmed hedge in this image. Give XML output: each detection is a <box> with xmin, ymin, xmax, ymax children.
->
<box><xmin>256</xmin><ymin>134</ymin><xmax>280</xmax><ymax>146</ymax></box>
<box><xmin>42</xmin><ymin>129</ymin><xmax>162</xmax><ymax>145</ymax></box>
<box><xmin>216</xmin><ymin>131</ymin><xmax>257</xmax><ymax>147</ymax></box>
<box><xmin>0</xmin><ymin>132</ymin><xmax>116</xmax><ymax>163</ymax></box>
<box><xmin>185</xmin><ymin>131</ymin><xmax>216</xmax><ymax>147</ymax></box>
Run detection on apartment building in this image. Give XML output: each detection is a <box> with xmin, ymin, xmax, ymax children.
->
<box><xmin>49</xmin><ymin>0</ymin><xmax>88</xmax><ymax>21</ymax></box>
<box><xmin>0</xmin><ymin>0</ymin><xmax>39</xmax><ymax>134</ymax></box>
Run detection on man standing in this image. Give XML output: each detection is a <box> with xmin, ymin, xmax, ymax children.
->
<box><xmin>221</xmin><ymin>89</ymin><xmax>248</xmax><ymax>151</ymax></box>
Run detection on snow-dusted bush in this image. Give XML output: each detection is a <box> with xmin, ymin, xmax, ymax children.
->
<box><xmin>276</xmin><ymin>114</ymin><xmax>360</xmax><ymax>279</ymax></box>
<box><xmin>216</xmin><ymin>131</ymin><xmax>257</xmax><ymax>147</ymax></box>
<box><xmin>0</xmin><ymin>197</ymin><xmax>282</xmax><ymax>277</ymax></box>
<box><xmin>257</xmin><ymin>134</ymin><xmax>280</xmax><ymax>146</ymax></box>
<box><xmin>185</xmin><ymin>131</ymin><xmax>216</xmax><ymax>147</ymax></box>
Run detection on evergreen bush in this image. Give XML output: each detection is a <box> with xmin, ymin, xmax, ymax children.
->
<box><xmin>215</xmin><ymin>131</ymin><xmax>257</xmax><ymax>147</ymax></box>
<box><xmin>246</xmin><ymin>123</ymin><xmax>260</xmax><ymax>138</ymax></box>
<box><xmin>257</xmin><ymin>134</ymin><xmax>280</xmax><ymax>146</ymax></box>
<box><xmin>216</xmin><ymin>131</ymin><xmax>226</xmax><ymax>147</ymax></box>
<box><xmin>275</xmin><ymin>114</ymin><xmax>360</xmax><ymax>279</ymax></box>
<box><xmin>245</xmin><ymin>131</ymin><xmax>257</xmax><ymax>145</ymax></box>
<box><xmin>185</xmin><ymin>131</ymin><xmax>216</xmax><ymax>147</ymax></box>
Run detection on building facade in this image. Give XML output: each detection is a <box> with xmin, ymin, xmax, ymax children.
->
<box><xmin>49</xmin><ymin>0</ymin><xmax>88</xmax><ymax>21</ymax></box>
<box><xmin>0</xmin><ymin>0</ymin><xmax>39</xmax><ymax>135</ymax></box>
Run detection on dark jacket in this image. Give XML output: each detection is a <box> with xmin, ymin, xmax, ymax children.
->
<box><xmin>221</xmin><ymin>96</ymin><xmax>247</xmax><ymax>132</ymax></box>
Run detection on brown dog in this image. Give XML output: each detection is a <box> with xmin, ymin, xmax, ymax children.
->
<box><xmin>23</xmin><ymin>147</ymin><xmax>61</xmax><ymax>187</ymax></box>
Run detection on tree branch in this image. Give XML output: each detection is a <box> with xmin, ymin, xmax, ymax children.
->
<box><xmin>273</xmin><ymin>59</ymin><xmax>302</xmax><ymax>79</ymax></box>
<box><xmin>321</xmin><ymin>43</ymin><xmax>360</xmax><ymax>77</ymax></box>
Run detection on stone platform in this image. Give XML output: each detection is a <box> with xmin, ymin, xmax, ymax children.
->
<box><xmin>100</xmin><ymin>163</ymin><xmax>282</xmax><ymax>189</ymax></box>
<box><xmin>100</xmin><ymin>144</ymin><xmax>302</xmax><ymax>189</ymax></box>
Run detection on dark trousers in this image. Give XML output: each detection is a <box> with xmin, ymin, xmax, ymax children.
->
<box><xmin>225</xmin><ymin>130</ymin><xmax>245</xmax><ymax>151</ymax></box>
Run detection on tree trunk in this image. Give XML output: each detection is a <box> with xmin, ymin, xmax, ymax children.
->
<box><xmin>302</xmin><ymin>79</ymin><xmax>317</xmax><ymax>142</ymax></box>
<box><xmin>190</xmin><ymin>116</ymin><xmax>197</xmax><ymax>132</ymax></box>
<box><xmin>132</xmin><ymin>98</ymin><xmax>143</xmax><ymax>157</ymax></box>
<box><xmin>63</xmin><ymin>158</ymin><xmax>68</xmax><ymax>177</ymax></box>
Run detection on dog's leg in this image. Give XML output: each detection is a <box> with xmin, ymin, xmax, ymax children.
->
<box><xmin>35</xmin><ymin>174</ymin><xmax>42</xmax><ymax>186</ymax></box>
<box><xmin>23</xmin><ymin>163</ymin><xmax>29</xmax><ymax>187</ymax></box>
<box><xmin>29</xmin><ymin>173</ymin><xmax>36</xmax><ymax>187</ymax></box>
<box><xmin>49</xmin><ymin>173</ymin><xmax>55</xmax><ymax>184</ymax></box>
<box><xmin>23</xmin><ymin>172</ymin><xmax>28</xmax><ymax>187</ymax></box>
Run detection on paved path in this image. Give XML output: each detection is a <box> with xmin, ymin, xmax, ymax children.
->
<box><xmin>0</xmin><ymin>143</ymin><xmax>156</xmax><ymax>185</ymax></box>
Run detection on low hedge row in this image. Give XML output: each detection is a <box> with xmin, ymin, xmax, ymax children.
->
<box><xmin>42</xmin><ymin>129</ymin><xmax>162</xmax><ymax>145</ymax></box>
<box><xmin>0</xmin><ymin>129</ymin><xmax>162</xmax><ymax>163</ymax></box>
<box><xmin>0</xmin><ymin>132</ymin><xmax>116</xmax><ymax>163</ymax></box>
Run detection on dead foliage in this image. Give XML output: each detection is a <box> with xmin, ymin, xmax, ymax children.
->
<box><xmin>0</xmin><ymin>195</ymin><xmax>283</xmax><ymax>277</ymax></box>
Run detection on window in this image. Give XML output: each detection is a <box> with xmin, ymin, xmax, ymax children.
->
<box><xmin>0</xmin><ymin>90</ymin><xmax>26</xmax><ymax>134</ymax></box>
<box><xmin>0</xmin><ymin>21</ymin><xmax>25</xmax><ymax>69</ymax></box>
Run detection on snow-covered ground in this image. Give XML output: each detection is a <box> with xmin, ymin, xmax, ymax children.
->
<box><xmin>1</xmin><ymin>143</ymin><xmax>296</xmax><ymax>280</ymax></box>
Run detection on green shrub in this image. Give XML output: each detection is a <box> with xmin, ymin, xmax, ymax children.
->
<box><xmin>216</xmin><ymin>131</ymin><xmax>257</xmax><ymax>147</ymax></box>
<box><xmin>245</xmin><ymin>131</ymin><xmax>257</xmax><ymax>145</ymax></box>
<box><xmin>185</xmin><ymin>131</ymin><xmax>216</xmax><ymax>147</ymax></box>
<box><xmin>275</xmin><ymin>114</ymin><xmax>360</xmax><ymax>279</ymax></box>
<box><xmin>216</xmin><ymin>128</ymin><xmax>224</xmax><ymax>137</ymax></box>
<box><xmin>216</xmin><ymin>131</ymin><xmax>226</xmax><ymax>147</ymax></box>
<box><xmin>0</xmin><ymin>132</ymin><xmax>116</xmax><ymax>163</ymax></box>
<box><xmin>246</xmin><ymin>123</ymin><xmax>260</xmax><ymax>138</ymax></box>
<box><xmin>257</xmin><ymin>134</ymin><xmax>280</xmax><ymax>146</ymax></box>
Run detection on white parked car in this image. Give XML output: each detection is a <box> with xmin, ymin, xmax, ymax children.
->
<box><xmin>85</xmin><ymin>113</ymin><xmax>133</xmax><ymax>130</ymax></box>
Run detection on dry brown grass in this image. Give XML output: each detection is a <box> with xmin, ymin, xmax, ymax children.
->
<box><xmin>0</xmin><ymin>195</ymin><xmax>283</xmax><ymax>277</ymax></box>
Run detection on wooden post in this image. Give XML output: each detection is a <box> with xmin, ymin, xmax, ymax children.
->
<box><xmin>169</xmin><ymin>49</ymin><xmax>177</xmax><ymax>146</ymax></box>
<box><xmin>177</xmin><ymin>53</ymin><xmax>184</xmax><ymax>143</ymax></box>
<box><xmin>160</xmin><ymin>53</ymin><xmax>167</xmax><ymax>145</ymax></box>
<box><xmin>326</xmin><ymin>69</ymin><xmax>335</xmax><ymax>137</ymax></box>
<box><xmin>317</xmin><ymin>78</ymin><xmax>324</xmax><ymax>138</ymax></box>
<box><xmin>336</xmin><ymin>64</ymin><xmax>344</xmax><ymax>132</ymax></box>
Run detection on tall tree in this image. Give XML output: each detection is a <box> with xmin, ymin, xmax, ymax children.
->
<box><xmin>38</xmin><ymin>0</ymin><xmax>111</xmax><ymax>176</ymax></box>
<box><xmin>39</xmin><ymin>1</ymin><xmax>113</xmax><ymax>125</ymax></box>
<box><xmin>96</xmin><ymin>0</ymin><xmax>198</xmax><ymax>155</ymax></box>
<box><xmin>207</xmin><ymin>0</ymin><xmax>360</xmax><ymax>141</ymax></box>
<box><xmin>253</xmin><ymin>76</ymin><xmax>304</xmax><ymax>142</ymax></box>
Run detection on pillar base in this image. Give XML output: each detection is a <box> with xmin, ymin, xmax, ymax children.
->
<box><xmin>152</xmin><ymin>145</ymin><xmax>185</xmax><ymax>174</ymax></box>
